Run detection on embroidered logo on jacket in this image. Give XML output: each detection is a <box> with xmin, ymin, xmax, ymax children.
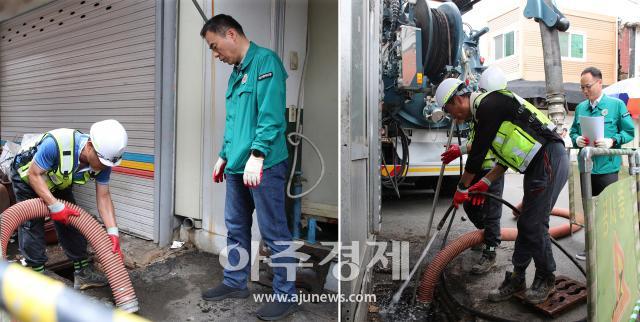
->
<box><xmin>258</xmin><ymin>72</ymin><xmax>273</xmax><ymax>81</ymax></box>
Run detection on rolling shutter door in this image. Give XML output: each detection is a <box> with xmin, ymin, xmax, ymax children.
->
<box><xmin>0</xmin><ymin>0</ymin><xmax>157</xmax><ymax>239</ymax></box>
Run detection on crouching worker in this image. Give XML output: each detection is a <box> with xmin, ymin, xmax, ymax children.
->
<box><xmin>10</xmin><ymin>119</ymin><xmax>127</xmax><ymax>290</ymax></box>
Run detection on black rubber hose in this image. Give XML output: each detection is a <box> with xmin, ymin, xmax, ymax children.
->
<box><xmin>435</xmin><ymin>191</ymin><xmax>587</xmax><ymax>321</ymax></box>
<box><xmin>425</xmin><ymin>8</ymin><xmax>451</xmax><ymax>83</ymax></box>
<box><xmin>470</xmin><ymin>191</ymin><xmax>586</xmax><ymax>277</ymax></box>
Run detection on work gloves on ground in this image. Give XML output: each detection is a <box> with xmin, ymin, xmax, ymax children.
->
<box><xmin>213</xmin><ymin>158</ymin><xmax>227</xmax><ymax>183</ymax></box>
<box><xmin>595</xmin><ymin>138</ymin><xmax>614</xmax><ymax>149</ymax></box>
<box><xmin>576</xmin><ymin>136</ymin><xmax>590</xmax><ymax>148</ymax></box>
<box><xmin>468</xmin><ymin>177</ymin><xmax>492</xmax><ymax>206</ymax></box>
<box><xmin>107</xmin><ymin>227</ymin><xmax>124</xmax><ymax>261</ymax></box>
<box><xmin>441</xmin><ymin>144</ymin><xmax>468</xmax><ymax>164</ymax></box>
<box><xmin>48</xmin><ymin>202</ymin><xmax>79</xmax><ymax>225</ymax></box>
<box><xmin>453</xmin><ymin>185</ymin><xmax>468</xmax><ymax>209</ymax></box>
<box><xmin>243</xmin><ymin>155</ymin><xmax>264</xmax><ymax>188</ymax></box>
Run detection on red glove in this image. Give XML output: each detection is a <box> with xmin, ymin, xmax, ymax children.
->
<box><xmin>213</xmin><ymin>158</ymin><xmax>227</xmax><ymax>183</ymax></box>
<box><xmin>453</xmin><ymin>185</ymin><xmax>468</xmax><ymax>209</ymax></box>
<box><xmin>48</xmin><ymin>202</ymin><xmax>79</xmax><ymax>225</ymax></box>
<box><xmin>468</xmin><ymin>177</ymin><xmax>492</xmax><ymax>206</ymax></box>
<box><xmin>441</xmin><ymin>144</ymin><xmax>462</xmax><ymax>164</ymax></box>
<box><xmin>107</xmin><ymin>227</ymin><xmax>124</xmax><ymax>261</ymax></box>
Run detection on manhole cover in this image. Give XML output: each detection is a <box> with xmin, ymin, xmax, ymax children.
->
<box><xmin>513</xmin><ymin>275</ymin><xmax>587</xmax><ymax>317</ymax></box>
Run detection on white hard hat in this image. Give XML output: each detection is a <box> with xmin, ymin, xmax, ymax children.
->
<box><xmin>90</xmin><ymin>119</ymin><xmax>128</xmax><ymax>167</ymax></box>
<box><xmin>478</xmin><ymin>66</ymin><xmax>507</xmax><ymax>92</ymax></box>
<box><xmin>435</xmin><ymin>78</ymin><xmax>464</xmax><ymax>108</ymax></box>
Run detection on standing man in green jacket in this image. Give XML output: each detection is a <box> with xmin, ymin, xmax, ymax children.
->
<box><xmin>569</xmin><ymin>66</ymin><xmax>635</xmax><ymax>260</ymax></box>
<box><xmin>199</xmin><ymin>14</ymin><xmax>297</xmax><ymax>321</ymax></box>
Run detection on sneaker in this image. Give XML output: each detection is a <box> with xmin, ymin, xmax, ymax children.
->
<box><xmin>471</xmin><ymin>251</ymin><xmax>496</xmax><ymax>275</ymax></box>
<box><xmin>73</xmin><ymin>265</ymin><xmax>108</xmax><ymax>290</ymax></box>
<box><xmin>525</xmin><ymin>274</ymin><xmax>556</xmax><ymax>304</ymax></box>
<box><xmin>257</xmin><ymin>301</ymin><xmax>298</xmax><ymax>321</ymax></box>
<box><xmin>202</xmin><ymin>283</ymin><xmax>250</xmax><ymax>301</ymax></box>
<box><xmin>487</xmin><ymin>271</ymin><xmax>526</xmax><ymax>302</ymax></box>
<box><xmin>575</xmin><ymin>251</ymin><xmax>586</xmax><ymax>261</ymax></box>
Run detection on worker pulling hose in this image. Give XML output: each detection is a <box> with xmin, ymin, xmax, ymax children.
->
<box><xmin>416</xmin><ymin>191</ymin><xmax>586</xmax><ymax>322</ymax></box>
<box><xmin>1</xmin><ymin>199</ymin><xmax>139</xmax><ymax>312</ymax></box>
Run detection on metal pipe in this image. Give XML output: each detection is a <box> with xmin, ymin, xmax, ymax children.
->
<box><xmin>578</xmin><ymin>146</ymin><xmax>637</xmax><ymax>321</ymax></box>
<box><xmin>182</xmin><ymin>217</ymin><xmax>194</xmax><ymax>230</ymax></box>
<box><xmin>425</xmin><ymin>121</ymin><xmax>457</xmax><ymax>239</ymax></box>
<box><xmin>538</xmin><ymin>0</ymin><xmax>567</xmax><ymax>132</ymax></box>
<box><xmin>307</xmin><ymin>218</ymin><xmax>317</xmax><ymax>244</ymax></box>
<box><xmin>578</xmin><ymin>146</ymin><xmax>596</xmax><ymax>322</ymax></box>
<box><xmin>156</xmin><ymin>0</ymin><xmax>179</xmax><ymax>247</ymax></box>
<box><xmin>190</xmin><ymin>0</ymin><xmax>208</xmax><ymax>22</ymax></box>
<box><xmin>411</xmin><ymin>120</ymin><xmax>457</xmax><ymax>302</ymax></box>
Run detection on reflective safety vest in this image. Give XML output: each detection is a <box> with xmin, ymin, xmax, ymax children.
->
<box><xmin>468</xmin><ymin>122</ymin><xmax>496</xmax><ymax>170</ymax></box>
<box><xmin>17</xmin><ymin>129</ymin><xmax>98</xmax><ymax>191</ymax></box>
<box><xmin>471</xmin><ymin>90</ymin><xmax>558</xmax><ymax>173</ymax></box>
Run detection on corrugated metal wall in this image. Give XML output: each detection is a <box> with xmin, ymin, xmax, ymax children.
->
<box><xmin>0</xmin><ymin>0</ymin><xmax>157</xmax><ymax>239</ymax></box>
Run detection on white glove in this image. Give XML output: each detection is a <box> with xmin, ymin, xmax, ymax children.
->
<box><xmin>212</xmin><ymin>158</ymin><xmax>226</xmax><ymax>183</ymax></box>
<box><xmin>595</xmin><ymin>138</ymin><xmax>614</xmax><ymax>149</ymax></box>
<box><xmin>243</xmin><ymin>155</ymin><xmax>264</xmax><ymax>188</ymax></box>
<box><xmin>576</xmin><ymin>136</ymin><xmax>589</xmax><ymax>148</ymax></box>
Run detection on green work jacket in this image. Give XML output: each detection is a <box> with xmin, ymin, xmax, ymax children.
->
<box><xmin>219</xmin><ymin>42</ymin><xmax>289</xmax><ymax>174</ymax></box>
<box><xmin>570</xmin><ymin>94</ymin><xmax>635</xmax><ymax>174</ymax></box>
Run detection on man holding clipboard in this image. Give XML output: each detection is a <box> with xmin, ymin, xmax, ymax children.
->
<box><xmin>569</xmin><ymin>66</ymin><xmax>635</xmax><ymax>260</ymax></box>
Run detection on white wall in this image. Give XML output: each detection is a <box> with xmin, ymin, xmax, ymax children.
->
<box><xmin>300</xmin><ymin>0</ymin><xmax>338</xmax><ymax>208</ymax></box>
<box><xmin>283</xmin><ymin>0</ymin><xmax>308</xmax><ymax>109</ymax></box>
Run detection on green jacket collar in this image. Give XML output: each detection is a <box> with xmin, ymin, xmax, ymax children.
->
<box><xmin>235</xmin><ymin>41</ymin><xmax>257</xmax><ymax>73</ymax></box>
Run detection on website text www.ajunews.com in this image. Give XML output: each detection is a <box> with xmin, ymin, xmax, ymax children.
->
<box><xmin>253</xmin><ymin>292</ymin><xmax>376</xmax><ymax>305</ymax></box>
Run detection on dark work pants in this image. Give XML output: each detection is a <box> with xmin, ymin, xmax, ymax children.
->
<box><xmin>591</xmin><ymin>172</ymin><xmax>618</xmax><ymax>196</ymax></box>
<box><xmin>513</xmin><ymin>141</ymin><xmax>569</xmax><ymax>277</ymax></box>
<box><xmin>463</xmin><ymin>169</ymin><xmax>505</xmax><ymax>248</ymax></box>
<box><xmin>222</xmin><ymin>161</ymin><xmax>296</xmax><ymax>296</ymax></box>
<box><xmin>10</xmin><ymin>165</ymin><xmax>88</xmax><ymax>267</ymax></box>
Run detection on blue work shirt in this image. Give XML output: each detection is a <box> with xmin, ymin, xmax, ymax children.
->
<box><xmin>219</xmin><ymin>42</ymin><xmax>289</xmax><ymax>174</ymax></box>
<box><xmin>34</xmin><ymin>132</ymin><xmax>111</xmax><ymax>185</ymax></box>
<box><xmin>570</xmin><ymin>94</ymin><xmax>635</xmax><ymax>174</ymax></box>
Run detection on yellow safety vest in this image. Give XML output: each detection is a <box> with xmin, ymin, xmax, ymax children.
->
<box><xmin>472</xmin><ymin>90</ymin><xmax>558</xmax><ymax>173</ymax></box>
<box><xmin>468</xmin><ymin>122</ymin><xmax>497</xmax><ymax>170</ymax></box>
<box><xmin>17</xmin><ymin>129</ymin><xmax>98</xmax><ymax>191</ymax></box>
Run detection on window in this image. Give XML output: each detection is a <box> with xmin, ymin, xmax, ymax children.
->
<box><xmin>494</xmin><ymin>31</ymin><xmax>515</xmax><ymax>60</ymax></box>
<box><xmin>559</xmin><ymin>32</ymin><xmax>584</xmax><ymax>59</ymax></box>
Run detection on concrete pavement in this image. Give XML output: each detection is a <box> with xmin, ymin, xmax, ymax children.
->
<box><xmin>372</xmin><ymin>172</ymin><xmax>586</xmax><ymax>321</ymax></box>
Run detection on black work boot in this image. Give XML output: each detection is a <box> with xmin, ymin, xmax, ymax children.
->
<box><xmin>488</xmin><ymin>271</ymin><xmax>526</xmax><ymax>302</ymax></box>
<box><xmin>257</xmin><ymin>301</ymin><xmax>298</xmax><ymax>321</ymax></box>
<box><xmin>73</xmin><ymin>264</ymin><xmax>108</xmax><ymax>290</ymax></box>
<box><xmin>471</xmin><ymin>249</ymin><xmax>496</xmax><ymax>275</ymax></box>
<box><xmin>202</xmin><ymin>283</ymin><xmax>250</xmax><ymax>301</ymax></box>
<box><xmin>525</xmin><ymin>273</ymin><xmax>556</xmax><ymax>304</ymax></box>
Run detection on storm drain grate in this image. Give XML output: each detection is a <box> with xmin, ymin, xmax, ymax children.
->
<box><xmin>513</xmin><ymin>275</ymin><xmax>587</xmax><ymax>317</ymax></box>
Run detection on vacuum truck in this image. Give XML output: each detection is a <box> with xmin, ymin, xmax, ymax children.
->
<box><xmin>380</xmin><ymin>0</ymin><xmax>568</xmax><ymax>196</ymax></box>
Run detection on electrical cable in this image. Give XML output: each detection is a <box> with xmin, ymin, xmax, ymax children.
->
<box><xmin>286</xmin><ymin>20</ymin><xmax>326</xmax><ymax>199</ymax></box>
